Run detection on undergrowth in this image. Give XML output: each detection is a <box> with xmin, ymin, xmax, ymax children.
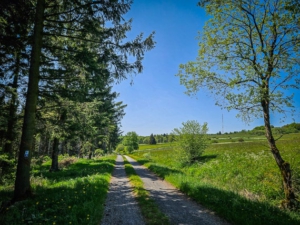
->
<box><xmin>0</xmin><ymin>155</ymin><xmax>116</xmax><ymax>225</ymax></box>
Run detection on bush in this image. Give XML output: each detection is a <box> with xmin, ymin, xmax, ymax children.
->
<box><xmin>58</xmin><ymin>157</ymin><xmax>77</xmax><ymax>169</ymax></box>
<box><xmin>172</xmin><ymin>120</ymin><xmax>209</xmax><ymax>165</ymax></box>
<box><xmin>143</xmin><ymin>152</ymin><xmax>151</xmax><ymax>161</ymax></box>
<box><xmin>31</xmin><ymin>155</ymin><xmax>51</xmax><ymax>166</ymax></box>
<box><xmin>211</xmin><ymin>140</ymin><xmax>218</xmax><ymax>143</ymax></box>
<box><xmin>0</xmin><ymin>154</ymin><xmax>16</xmax><ymax>184</ymax></box>
<box><xmin>115</xmin><ymin>144</ymin><xmax>125</xmax><ymax>154</ymax></box>
<box><xmin>238</xmin><ymin>138</ymin><xmax>245</xmax><ymax>142</ymax></box>
<box><xmin>125</xmin><ymin>146</ymin><xmax>134</xmax><ymax>154</ymax></box>
<box><xmin>123</xmin><ymin>131</ymin><xmax>139</xmax><ymax>150</ymax></box>
<box><xmin>94</xmin><ymin>149</ymin><xmax>104</xmax><ymax>156</ymax></box>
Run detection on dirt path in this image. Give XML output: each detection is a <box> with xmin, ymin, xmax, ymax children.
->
<box><xmin>124</xmin><ymin>155</ymin><xmax>230</xmax><ymax>225</ymax></box>
<box><xmin>100</xmin><ymin>155</ymin><xmax>145</xmax><ymax>225</ymax></box>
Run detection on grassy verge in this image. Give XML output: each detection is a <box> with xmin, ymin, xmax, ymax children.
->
<box><xmin>0</xmin><ymin>155</ymin><xmax>116</xmax><ymax>225</ymax></box>
<box><xmin>122</xmin><ymin>156</ymin><xmax>169</xmax><ymax>225</ymax></box>
<box><xmin>129</xmin><ymin>133</ymin><xmax>300</xmax><ymax>225</ymax></box>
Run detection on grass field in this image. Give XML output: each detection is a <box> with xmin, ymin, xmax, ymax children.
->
<box><xmin>138</xmin><ymin>143</ymin><xmax>171</xmax><ymax>151</ymax></box>
<box><xmin>0</xmin><ymin>155</ymin><xmax>116</xmax><ymax>225</ymax></box>
<box><xmin>129</xmin><ymin>133</ymin><xmax>300</xmax><ymax>225</ymax></box>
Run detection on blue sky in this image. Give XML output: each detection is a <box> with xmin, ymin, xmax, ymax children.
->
<box><xmin>113</xmin><ymin>0</ymin><xmax>300</xmax><ymax>136</ymax></box>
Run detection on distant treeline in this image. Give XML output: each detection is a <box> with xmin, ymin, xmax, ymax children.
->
<box><xmin>216</xmin><ymin>122</ymin><xmax>300</xmax><ymax>136</ymax></box>
<box><xmin>138</xmin><ymin>123</ymin><xmax>300</xmax><ymax>144</ymax></box>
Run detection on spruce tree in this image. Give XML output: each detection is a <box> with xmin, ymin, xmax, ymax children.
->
<box><xmin>11</xmin><ymin>0</ymin><xmax>154</xmax><ymax>201</ymax></box>
<box><xmin>149</xmin><ymin>133</ymin><xmax>156</xmax><ymax>145</ymax></box>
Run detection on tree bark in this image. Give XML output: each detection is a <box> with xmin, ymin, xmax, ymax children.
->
<box><xmin>261</xmin><ymin>96</ymin><xmax>298</xmax><ymax>209</ymax></box>
<box><xmin>13</xmin><ymin>0</ymin><xmax>45</xmax><ymax>202</ymax></box>
<box><xmin>50</xmin><ymin>138</ymin><xmax>59</xmax><ymax>172</ymax></box>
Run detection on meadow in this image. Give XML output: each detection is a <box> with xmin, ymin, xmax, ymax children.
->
<box><xmin>129</xmin><ymin>133</ymin><xmax>300</xmax><ymax>225</ymax></box>
<box><xmin>0</xmin><ymin>155</ymin><xmax>115</xmax><ymax>225</ymax></box>
<box><xmin>138</xmin><ymin>143</ymin><xmax>171</xmax><ymax>151</ymax></box>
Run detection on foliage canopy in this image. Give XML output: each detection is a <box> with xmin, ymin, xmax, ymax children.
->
<box><xmin>177</xmin><ymin>0</ymin><xmax>300</xmax><ymax>121</ymax></box>
<box><xmin>122</xmin><ymin>131</ymin><xmax>139</xmax><ymax>150</ymax></box>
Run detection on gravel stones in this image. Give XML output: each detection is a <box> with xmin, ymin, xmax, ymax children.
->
<box><xmin>101</xmin><ymin>155</ymin><xmax>230</xmax><ymax>225</ymax></box>
<box><xmin>125</xmin><ymin>155</ymin><xmax>230</xmax><ymax>225</ymax></box>
<box><xmin>100</xmin><ymin>155</ymin><xmax>145</xmax><ymax>225</ymax></box>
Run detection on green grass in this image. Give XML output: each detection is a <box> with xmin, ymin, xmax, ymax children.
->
<box><xmin>130</xmin><ymin>133</ymin><xmax>300</xmax><ymax>225</ymax></box>
<box><xmin>0</xmin><ymin>155</ymin><xmax>116</xmax><ymax>225</ymax></box>
<box><xmin>138</xmin><ymin>143</ymin><xmax>171</xmax><ymax>151</ymax></box>
<box><xmin>207</xmin><ymin>132</ymin><xmax>297</xmax><ymax>144</ymax></box>
<box><xmin>122</xmin><ymin>156</ymin><xmax>169</xmax><ymax>225</ymax></box>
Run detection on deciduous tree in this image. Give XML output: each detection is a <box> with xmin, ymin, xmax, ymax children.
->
<box><xmin>172</xmin><ymin>120</ymin><xmax>209</xmax><ymax>165</ymax></box>
<box><xmin>122</xmin><ymin>131</ymin><xmax>139</xmax><ymax>150</ymax></box>
<box><xmin>177</xmin><ymin>0</ymin><xmax>299</xmax><ymax>209</ymax></box>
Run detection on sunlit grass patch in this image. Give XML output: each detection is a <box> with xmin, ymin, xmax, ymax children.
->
<box><xmin>130</xmin><ymin>133</ymin><xmax>300</xmax><ymax>225</ymax></box>
<box><xmin>138</xmin><ymin>143</ymin><xmax>171</xmax><ymax>151</ymax></box>
<box><xmin>0</xmin><ymin>155</ymin><xmax>116</xmax><ymax>225</ymax></box>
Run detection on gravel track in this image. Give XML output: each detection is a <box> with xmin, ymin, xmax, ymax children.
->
<box><xmin>124</xmin><ymin>155</ymin><xmax>230</xmax><ymax>225</ymax></box>
<box><xmin>100</xmin><ymin>155</ymin><xmax>145</xmax><ymax>225</ymax></box>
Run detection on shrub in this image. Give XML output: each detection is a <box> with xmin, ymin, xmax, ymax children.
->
<box><xmin>143</xmin><ymin>152</ymin><xmax>151</xmax><ymax>161</ymax></box>
<box><xmin>125</xmin><ymin>146</ymin><xmax>134</xmax><ymax>154</ymax></box>
<box><xmin>123</xmin><ymin>131</ymin><xmax>139</xmax><ymax>149</ymax></box>
<box><xmin>58</xmin><ymin>157</ymin><xmax>77</xmax><ymax>169</ymax></box>
<box><xmin>0</xmin><ymin>154</ymin><xmax>16</xmax><ymax>184</ymax></box>
<box><xmin>115</xmin><ymin>144</ymin><xmax>125</xmax><ymax>154</ymax></box>
<box><xmin>94</xmin><ymin>149</ymin><xmax>104</xmax><ymax>156</ymax></box>
<box><xmin>211</xmin><ymin>140</ymin><xmax>218</xmax><ymax>143</ymax></box>
<box><xmin>238</xmin><ymin>138</ymin><xmax>245</xmax><ymax>142</ymax></box>
<box><xmin>172</xmin><ymin>120</ymin><xmax>209</xmax><ymax>165</ymax></box>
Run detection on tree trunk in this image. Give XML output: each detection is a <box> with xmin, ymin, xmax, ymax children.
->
<box><xmin>13</xmin><ymin>0</ymin><xmax>45</xmax><ymax>202</ymax></box>
<box><xmin>262</xmin><ymin>98</ymin><xmax>298</xmax><ymax>209</ymax></box>
<box><xmin>50</xmin><ymin>138</ymin><xmax>59</xmax><ymax>172</ymax></box>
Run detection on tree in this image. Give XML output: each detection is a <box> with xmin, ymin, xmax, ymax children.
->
<box><xmin>143</xmin><ymin>136</ymin><xmax>150</xmax><ymax>144</ymax></box>
<box><xmin>125</xmin><ymin>146</ymin><xmax>134</xmax><ymax>154</ymax></box>
<box><xmin>177</xmin><ymin>0</ymin><xmax>299</xmax><ymax>209</ymax></box>
<box><xmin>13</xmin><ymin>0</ymin><xmax>45</xmax><ymax>202</ymax></box>
<box><xmin>12</xmin><ymin>0</ymin><xmax>155</xmax><ymax>201</ymax></box>
<box><xmin>122</xmin><ymin>131</ymin><xmax>139</xmax><ymax>150</ymax></box>
<box><xmin>172</xmin><ymin>120</ymin><xmax>209</xmax><ymax>165</ymax></box>
<box><xmin>115</xmin><ymin>144</ymin><xmax>125</xmax><ymax>154</ymax></box>
<box><xmin>149</xmin><ymin>133</ymin><xmax>156</xmax><ymax>145</ymax></box>
<box><xmin>0</xmin><ymin>0</ymin><xmax>33</xmax><ymax>177</ymax></box>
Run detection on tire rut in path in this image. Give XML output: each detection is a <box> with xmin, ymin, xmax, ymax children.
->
<box><xmin>100</xmin><ymin>155</ymin><xmax>145</xmax><ymax>225</ymax></box>
<box><xmin>125</xmin><ymin>155</ymin><xmax>230</xmax><ymax>225</ymax></box>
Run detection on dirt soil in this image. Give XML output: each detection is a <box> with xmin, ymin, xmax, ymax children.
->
<box><xmin>101</xmin><ymin>155</ymin><xmax>230</xmax><ymax>225</ymax></box>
